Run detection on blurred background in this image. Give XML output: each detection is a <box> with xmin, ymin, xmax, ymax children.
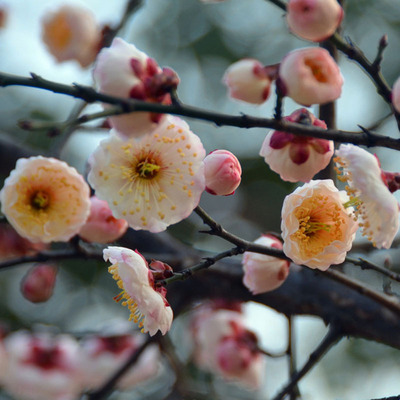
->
<box><xmin>0</xmin><ymin>0</ymin><xmax>400</xmax><ymax>399</ymax></box>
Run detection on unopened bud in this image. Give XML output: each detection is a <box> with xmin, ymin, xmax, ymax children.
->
<box><xmin>20</xmin><ymin>264</ymin><xmax>57</xmax><ymax>303</ymax></box>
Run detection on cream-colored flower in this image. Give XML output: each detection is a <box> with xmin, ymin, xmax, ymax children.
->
<box><xmin>88</xmin><ymin>116</ymin><xmax>205</xmax><ymax>233</ymax></box>
<box><xmin>0</xmin><ymin>157</ymin><xmax>90</xmax><ymax>243</ymax></box>
<box><xmin>335</xmin><ymin>144</ymin><xmax>399</xmax><ymax>249</ymax></box>
<box><xmin>281</xmin><ymin>179</ymin><xmax>357</xmax><ymax>270</ymax></box>
<box><xmin>104</xmin><ymin>246</ymin><xmax>173</xmax><ymax>336</ymax></box>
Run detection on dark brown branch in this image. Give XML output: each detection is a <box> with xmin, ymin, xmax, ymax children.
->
<box><xmin>1</xmin><ymin>72</ymin><xmax>400</xmax><ymax>150</ymax></box>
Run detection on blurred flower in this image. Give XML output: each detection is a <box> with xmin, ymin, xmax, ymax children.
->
<box><xmin>0</xmin><ymin>224</ymin><xmax>47</xmax><ymax>261</ymax></box>
<box><xmin>20</xmin><ymin>264</ymin><xmax>57</xmax><ymax>303</ymax></box>
<box><xmin>88</xmin><ymin>116</ymin><xmax>205</xmax><ymax>233</ymax></box>
<box><xmin>192</xmin><ymin>309</ymin><xmax>265</xmax><ymax>388</ymax></box>
<box><xmin>104</xmin><ymin>246</ymin><xmax>173</xmax><ymax>336</ymax></box>
<box><xmin>278</xmin><ymin>47</ymin><xmax>343</xmax><ymax>106</ymax></box>
<box><xmin>260</xmin><ymin>108</ymin><xmax>333</xmax><ymax>182</ymax></box>
<box><xmin>93</xmin><ymin>37</ymin><xmax>179</xmax><ymax>139</ymax></box>
<box><xmin>0</xmin><ymin>156</ymin><xmax>91</xmax><ymax>243</ymax></box>
<box><xmin>286</xmin><ymin>0</ymin><xmax>343</xmax><ymax>42</ymax></box>
<box><xmin>42</xmin><ymin>5</ymin><xmax>100</xmax><ymax>68</ymax></box>
<box><xmin>204</xmin><ymin>149</ymin><xmax>242</xmax><ymax>195</ymax></box>
<box><xmin>80</xmin><ymin>332</ymin><xmax>160</xmax><ymax>390</ymax></box>
<box><xmin>242</xmin><ymin>235</ymin><xmax>290</xmax><ymax>294</ymax></box>
<box><xmin>0</xmin><ymin>4</ymin><xmax>8</xmax><ymax>29</ymax></box>
<box><xmin>223</xmin><ymin>59</ymin><xmax>275</xmax><ymax>104</ymax></box>
<box><xmin>3</xmin><ymin>331</ymin><xmax>82</xmax><ymax>400</ymax></box>
<box><xmin>335</xmin><ymin>144</ymin><xmax>399</xmax><ymax>249</ymax></box>
<box><xmin>79</xmin><ymin>196</ymin><xmax>128</xmax><ymax>244</ymax></box>
<box><xmin>392</xmin><ymin>76</ymin><xmax>400</xmax><ymax>114</ymax></box>
<box><xmin>281</xmin><ymin>179</ymin><xmax>357</xmax><ymax>270</ymax></box>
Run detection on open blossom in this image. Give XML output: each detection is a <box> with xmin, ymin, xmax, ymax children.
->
<box><xmin>335</xmin><ymin>144</ymin><xmax>399</xmax><ymax>249</ymax></box>
<box><xmin>3</xmin><ymin>331</ymin><xmax>83</xmax><ymax>400</ymax></box>
<box><xmin>260</xmin><ymin>108</ymin><xmax>333</xmax><ymax>182</ymax></box>
<box><xmin>104</xmin><ymin>246</ymin><xmax>173</xmax><ymax>336</ymax></box>
<box><xmin>278</xmin><ymin>47</ymin><xmax>343</xmax><ymax>106</ymax></box>
<box><xmin>88</xmin><ymin>116</ymin><xmax>205</xmax><ymax>233</ymax></box>
<box><xmin>242</xmin><ymin>235</ymin><xmax>290</xmax><ymax>294</ymax></box>
<box><xmin>193</xmin><ymin>309</ymin><xmax>265</xmax><ymax>388</ymax></box>
<box><xmin>80</xmin><ymin>332</ymin><xmax>160</xmax><ymax>390</ymax></box>
<box><xmin>79</xmin><ymin>196</ymin><xmax>128</xmax><ymax>243</ymax></box>
<box><xmin>204</xmin><ymin>150</ymin><xmax>242</xmax><ymax>195</ymax></box>
<box><xmin>93</xmin><ymin>37</ymin><xmax>179</xmax><ymax>139</ymax></box>
<box><xmin>286</xmin><ymin>0</ymin><xmax>343</xmax><ymax>42</ymax></box>
<box><xmin>281</xmin><ymin>180</ymin><xmax>358</xmax><ymax>270</ymax></box>
<box><xmin>223</xmin><ymin>59</ymin><xmax>274</xmax><ymax>104</ymax></box>
<box><xmin>0</xmin><ymin>157</ymin><xmax>91</xmax><ymax>243</ymax></box>
<box><xmin>392</xmin><ymin>76</ymin><xmax>400</xmax><ymax>113</ymax></box>
<box><xmin>20</xmin><ymin>264</ymin><xmax>58</xmax><ymax>303</ymax></box>
<box><xmin>42</xmin><ymin>5</ymin><xmax>100</xmax><ymax>68</ymax></box>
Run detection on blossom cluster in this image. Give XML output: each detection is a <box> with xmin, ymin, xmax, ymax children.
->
<box><xmin>0</xmin><ymin>328</ymin><xmax>161</xmax><ymax>400</ymax></box>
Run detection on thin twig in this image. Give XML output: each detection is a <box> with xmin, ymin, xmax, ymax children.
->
<box><xmin>346</xmin><ymin>256</ymin><xmax>400</xmax><ymax>283</ymax></box>
<box><xmin>271</xmin><ymin>326</ymin><xmax>343</xmax><ymax>400</ymax></box>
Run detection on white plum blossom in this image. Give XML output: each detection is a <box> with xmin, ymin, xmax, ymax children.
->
<box><xmin>104</xmin><ymin>246</ymin><xmax>173</xmax><ymax>336</ymax></box>
<box><xmin>88</xmin><ymin>116</ymin><xmax>206</xmax><ymax>233</ymax></box>
<box><xmin>335</xmin><ymin>144</ymin><xmax>399</xmax><ymax>249</ymax></box>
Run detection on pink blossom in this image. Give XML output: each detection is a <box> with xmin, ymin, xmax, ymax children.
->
<box><xmin>3</xmin><ymin>331</ymin><xmax>83</xmax><ymax>400</ymax></box>
<box><xmin>286</xmin><ymin>0</ymin><xmax>343</xmax><ymax>42</ymax></box>
<box><xmin>0</xmin><ymin>157</ymin><xmax>91</xmax><ymax>243</ymax></box>
<box><xmin>278</xmin><ymin>47</ymin><xmax>343</xmax><ymax>106</ymax></box>
<box><xmin>79</xmin><ymin>196</ymin><xmax>128</xmax><ymax>244</ymax></box>
<box><xmin>42</xmin><ymin>5</ymin><xmax>100</xmax><ymax>68</ymax></box>
<box><xmin>88</xmin><ymin>116</ymin><xmax>205</xmax><ymax>233</ymax></box>
<box><xmin>281</xmin><ymin>180</ymin><xmax>358</xmax><ymax>270</ymax></box>
<box><xmin>223</xmin><ymin>59</ymin><xmax>273</xmax><ymax>104</ymax></box>
<box><xmin>260</xmin><ymin>108</ymin><xmax>333</xmax><ymax>182</ymax></box>
<box><xmin>104</xmin><ymin>246</ymin><xmax>173</xmax><ymax>336</ymax></box>
<box><xmin>204</xmin><ymin>149</ymin><xmax>242</xmax><ymax>195</ymax></box>
<box><xmin>242</xmin><ymin>235</ymin><xmax>290</xmax><ymax>294</ymax></box>
<box><xmin>335</xmin><ymin>144</ymin><xmax>399</xmax><ymax>249</ymax></box>
<box><xmin>192</xmin><ymin>309</ymin><xmax>265</xmax><ymax>388</ymax></box>
<box><xmin>93</xmin><ymin>37</ymin><xmax>179</xmax><ymax>139</ymax></box>
<box><xmin>20</xmin><ymin>264</ymin><xmax>57</xmax><ymax>303</ymax></box>
<box><xmin>392</xmin><ymin>76</ymin><xmax>400</xmax><ymax>113</ymax></box>
<box><xmin>79</xmin><ymin>332</ymin><xmax>160</xmax><ymax>390</ymax></box>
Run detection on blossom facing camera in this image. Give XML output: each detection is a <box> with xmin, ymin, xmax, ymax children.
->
<box><xmin>204</xmin><ymin>150</ymin><xmax>242</xmax><ymax>196</ymax></box>
<box><xmin>20</xmin><ymin>264</ymin><xmax>57</xmax><ymax>303</ymax></box>
<box><xmin>242</xmin><ymin>235</ymin><xmax>290</xmax><ymax>294</ymax></box>
<box><xmin>88</xmin><ymin>116</ymin><xmax>205</xmax><ymax>233</ymax></box>
<box><xmin>335</xmin><ymin>144</ymin><xmax>399</xmax><ymax>249</ymax></box>
<box><xmin>3</xmin><ymin>331</ymin><xmax>82</xmax><ymax>400</ymax></box>
<box><xmin>42</xmin><ymin>5</ymin><xmax>100</xmax><ymax>68</ymax></box>
<box><xmin>392</xmin><ymin>76</ymin><xmax>400</xmax><ymax>114</ymax></box>
<box><xmin>104</xmin><ymin>246</ymin><xmax>173</xmax><ymax>336</ymax></box>
<box><xmin>223</xmin><ymin>59</ymin><xmax>273</xmax><ymax>104</ymax></box>
<box><xmin>93</xmin><ymin>37</ymin><xmax>179</xmax><ymax>139</ymax></box>
<box><xmin>260</xmin><ymin>108</ymin><xmax>333</xmax><ymax>182</ymax></box>
<box><xmin>281</xmin><ymin>180</ymin><xmax>357</xmax><ymax>270</ymax></box>
<box><xmin>278</xmin><ymin>47</ymin><xmax>343</xmax><ymax>106</ymax></box>
<box><xmin>0</xmin><ymin>157</ymin><xmax>91</xmax><ymax>243</ymax></box>
<box><xmin>286</xmin><ymin>0</ymin><xmax>343</xmax><ymax>42</ymax></box>
<box><xmin>79</xmin><ymin>196</ymin><xmax>128</xmax><ymax>244</ymax></box>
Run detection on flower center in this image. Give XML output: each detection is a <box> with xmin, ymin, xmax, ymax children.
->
<box><xmin>136</xmin><ymin>159</ymin><xmax>160</xmax><ymax>179</ymax></box>
<box><xmin>31</xmin><ymin>190</ymin><xmax>50</xmax><ymax>210</ymax></box>
<box><xmin>305</xmin><ymin>59</ymin><xmax>327</xmax><ymax>83</ymax></box>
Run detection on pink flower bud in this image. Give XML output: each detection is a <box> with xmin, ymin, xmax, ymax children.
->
<box><xmin>204</xmin><ymin>150</ymin><xmax>242</xmax><ymax>196</ymax></box>
<box><xmin>278</xmin><ymin>47</ymin><xmax>343</xmax><ymax>106</ymax></box>
<box><xmin>79</xmin><ymin>196</ymin><xmax>128</xmax><ymax>244</ymax></box>
<box><xmin>286</xmin><ymin>0</ymin><xmax>343</xmax><ymax>42</ymax></box>
<box><xmin>20</xmin><ymin>264</ymin><xmax>57</xmax><ymax>303</ymax></box>
<box><xmin>242</xmin><ymin>235</ymin><xmax>290</xmax><ymax>294</ymax></box>
<box><xmin>223</xmin><ymin>59</ymin><xmax>274</xmax><ymax>104</ymax></box>
<box><xmin>260</xmin><ymin>108</ymin><xmax>334</xmax><ymax>182</ymax></box>
<box><xmin>392</xmin><ymin>76</ymin><xmax>400</xmax><ymax>113</ymax></box>
<box><xmin>42</xmin><ymin>5</ymin><xmax>100</xmax><ymax>68</ymax></box>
